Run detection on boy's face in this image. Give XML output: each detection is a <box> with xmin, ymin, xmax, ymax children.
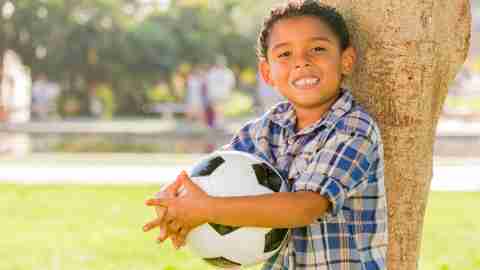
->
<box><xmin>260</xmin><ymin>16</ymin><xmax>356</xmax><ymax>112</ymax></box>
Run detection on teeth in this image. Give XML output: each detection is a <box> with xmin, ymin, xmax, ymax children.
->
<box><xmin>293</xmin><ymin>77</ymin><xmax>319</xmax><ymax>87</ymax></box>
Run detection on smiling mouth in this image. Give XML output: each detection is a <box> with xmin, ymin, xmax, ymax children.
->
<box><xmin>291</xmin><ymin>77</ymin><xmax>320</xmax><ymax>89</ymax></box>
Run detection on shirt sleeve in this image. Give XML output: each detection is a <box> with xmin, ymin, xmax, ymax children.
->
<box><xmin>221</xmin><ymin>121</ymin><xmax>257</xmax><ymax>153</ymax></box>
<box><xmin>293</xmin><ymin>132</ymin><xmax>378</xmax><ymax>216</ymax></box>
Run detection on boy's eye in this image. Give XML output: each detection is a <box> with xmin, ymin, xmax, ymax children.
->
<box><xmin>278</xmin><ymin>51</ymin><xmax>291</xmax><ymax>58</ymax></box>
<box><xmin>313</xmin><ymin>47</ymin><xmax>326</xmax><ymax>52</ymax></box>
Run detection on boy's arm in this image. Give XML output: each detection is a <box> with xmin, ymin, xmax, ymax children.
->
<box><xmin>144</xmin><ymin>171</ymin><xmax>330</xmax><ymax>236</ymax></box>
<box><xmin>146</xmin><ymin>130</ymin><xmax>379</xmax><ymax>233</ymax></box>
<box><xmin>206</xmin><ymin>191</ymin><xmax>330</xmax><ymax>228</ymax></box>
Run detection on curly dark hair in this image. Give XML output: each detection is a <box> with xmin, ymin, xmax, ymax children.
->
<box><xmin>256</xmin><ymin>0</ymin><xmax>351</xmax><ymax>60</ymax></box>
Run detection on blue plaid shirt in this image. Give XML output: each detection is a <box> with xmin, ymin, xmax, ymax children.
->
<box><xmin>225</xmin><ymin>89</ymin><xmax>387</xmax><ymax>270</ymax></box>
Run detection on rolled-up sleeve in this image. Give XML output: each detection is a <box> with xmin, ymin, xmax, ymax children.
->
<box><xmin>221</xmin><ymin>121</ymin><xmax>257</xmax><ymax>152</ymax></box>
<box><xmin>293</xmin><ymin>132</ymin><xmax>377</xmax><ymax>216</ymax></box>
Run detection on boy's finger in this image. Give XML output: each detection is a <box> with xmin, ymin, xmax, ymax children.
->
<box><xmin>154</xmin><ymin>205</ymin><xmax>167</xmax><ymax>219</ymax></box>
<box><xmin>157</xmin><ymin>223</ymin><xmax>172</xmax><ymax>243</ymax></box>
<box><xmin>179</xmin><ymin>170</ymin><xmax>189</xmax><ymax>179</ymax></box>
<box><xmin>157</xmin><ymin>225</ymin><xmax>168</xmax><ymax>242</ymax></box>
<box><xmin>171</xmin><ymin>234</ymin><xmax>184</xmax><ymax>250</ymax></box>
<box><xmin>145</xmin><ymin>198</ymin><xmax>170</xmax><ymax>207</ymax></box>
<box><xmin>167</xmin><ymin>220</ymin><xmax>182</xmax><ymax>232</ymax></box>
<box><xmin>142</xmin><ymin>218</ymin><xmax>162</xmax><ymax>232</ymax></box>
<box><xmin>179</xmin><ymin>226</ymin><xmax>190</xmax><ymax>238</ymax></box>
<box><xmin>154</xmin><ymin>191</ymin><xmax>169</xmax><ymax>199</ymax></box>
<box><xmin>174</xmin><ymin>227</ymin><xmax>190</xmax><ymax>248</ymax></box>
<box><xmin>178</xmin><ymin>227</ymin><xmax>190</xmax><ymax>247</ymax></box>
<box><xmin>166</xmin><ymin>172</ymin><xmax>186</xmax><ymax>194</ymax></box>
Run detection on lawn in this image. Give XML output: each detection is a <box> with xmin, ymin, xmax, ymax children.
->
<box><xmin>0</xmin><ymin>184</ymin><xmax>478</xmax><ymax>270</ymax></box>
<box><xmin>419</xmin><ymin>192</ymin><xmax>480</xmax><ymax>270</ymax></box>
<box><xmin>444</xmin><ymin>96</ymin><xmax>480</xmax><ymax>112</ymax></box>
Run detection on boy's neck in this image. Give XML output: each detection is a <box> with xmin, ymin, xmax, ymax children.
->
<box><xmin>294</xmin><ymin>93</ymin><xmax>340</xmax><ymax>131</ymax></box>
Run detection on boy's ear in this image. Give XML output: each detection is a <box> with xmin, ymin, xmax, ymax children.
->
<box><xmin>341</xmin><ymin>46</ymin><xmax>357</xmax><ymax>75</ymax></box>
<box><xmin>259</xmin><ymin>59</ymin><xmax>274</xmax><ymax>86</ymax></box>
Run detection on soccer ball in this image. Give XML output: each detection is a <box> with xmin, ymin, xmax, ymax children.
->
<box><xmin>186</xmin><ymin>150</ymin><xmax>289</xmax><ymax>268</ymax></box>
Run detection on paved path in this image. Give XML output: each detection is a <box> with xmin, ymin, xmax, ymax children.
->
<box><xmin>1</xmin><ymin>154</ymin><xmax>479</xmax><ymax>191</ymax></box>
<box><xmin>2</xmin><ymin>117</ymin><xmax>479</xmax><ymax>137</ymax></box>
<box><xmin>0</xmin><ymin>118</ymin><xmax>479</xmax><ymax>191</ymax></box>
<box><xmin>436</xmin><ymin>118</ymin><xmax>480</xmax><ymax>137</ymax></box>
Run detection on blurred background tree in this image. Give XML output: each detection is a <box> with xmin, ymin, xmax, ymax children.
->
<box><xmin>0</xmin><ymin>0</ymin><xmax>280</xmax><ymax>116</ymax></box>
<box><xmin>2</xmin><ymin>0</ymin><xmax>478</xmax><ymax>120</ymax></box>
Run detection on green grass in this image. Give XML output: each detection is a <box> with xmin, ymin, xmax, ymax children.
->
<box><xmin>0</xmin><ymin>184</ymin><xmax>217</xmax><ymax>270</ymax></box>
<box><xmin>0</xmin><ymin>184</ymin><xmax>478</xmax><ymax>270</ymax></box>
<box><xmin>445</xmin><ymin>96</ymin><xmax>480</xmax><ymax>112</ymax></box>
<box><xmin>419</xmin><ymin>192</ymin><xmax>480</xmax><ymax>270</ymax></box>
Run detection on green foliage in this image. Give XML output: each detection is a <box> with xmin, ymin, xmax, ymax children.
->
<box><xmin>0</xmin><ymin>0</ymin><xmax>281</xmax><ymax>114</ymax></box>
<box><xmin>145</xmin><ymin>82</ymin><xmax>176</xmax><ymax>103</ymax></box>
<box><xmin>92</xmin><ymin>83</ymin><xmax>116</xmax><ymax>119</ymax></box>
<box><xmin>223</xmin><ymin>90</ymin><xmax>255</xmax><ymax>117</ymax></box>
<box><xmin>58</xmin><ymin>93</ymin><xmax>84</xmax><ymax>117</ymax></box>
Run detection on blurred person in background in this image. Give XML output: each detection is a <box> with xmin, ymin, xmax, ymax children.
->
<box><xmin>0</xmin><ymin>70</ymin><xmax>6</xmax><ymax>122</ymax></box>
<box><xmin>200</xmin><ymin>70</ymin><xmax>216</xmax><ymax>129</ymax></box>
<box><xmin>1</xmin><ymin>51</ymin><xmax>31</xmax><ymax>124</ymax></box>
<box><xmin>186</xmin><ymin>65</ymin><xmax>208</xmax><ymax>125</ymax></box>
<box><xmin>88</xmin><ymin>81</ymin><xmax>116</xmax><ymax>119</ymax></box>
<box><xmin>31</xmin><ymin>73</ymin><xmax>60</xmax><ymax>121</ymax></box>
<box><xmin>206</xmin><ymin>56</ymin><xmax>235</xmax><ymax>125</ymax></box>
<box><xmin>0</xmin><ymin>51</ymin><xmax>32</xmax><ymax>155</ymax></box>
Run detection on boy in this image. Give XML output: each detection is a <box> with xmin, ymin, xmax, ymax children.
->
<box><xmin>143</xmin><ymin>0</ymin><xmax>388</xmax><ymax>269</ymax></box>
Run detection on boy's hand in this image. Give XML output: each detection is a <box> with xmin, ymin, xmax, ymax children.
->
<box><xmin>152</xmin><ymin>192</ymin><xmax>173</xmax><ymax>243</ymax></box>
<box><xmin>144</xmin><ymin>171</ymin><xmax>212</xmax><ymax>248</ymax></box>
<box><xmin>143</xmin><ymin>172</ymin><xmax>183</xmax><ymax>245</ymax></box>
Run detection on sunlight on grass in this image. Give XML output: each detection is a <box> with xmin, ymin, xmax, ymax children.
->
<box><xmin>419</xmin><ymin>192</ymin><xmax>480</xmax><ymax>270</ymax></box>
<box><xmin>1</xmin><ymin>184</ymin><xmax>478</xmax><ymax>270</ymax></box>
<box><xmin>445</xmin><ymin>96</ymin><xmax>480</xmax><ymax>112</ymax></box>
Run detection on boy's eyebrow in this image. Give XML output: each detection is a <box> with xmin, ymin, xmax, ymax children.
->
<box><xmin>310</xmin><ymin>37</ymin><xmax>333</xmax><ymax>43</ymax></box>
<box><xmin>271</xmin><ymin>42</ymin><xmax>289</xmax><ymax>51</ymax></box>
<box><xmin>271</xmin><ymin>36</ymin><xmax>333</xmax><ymax>51</ymax></box>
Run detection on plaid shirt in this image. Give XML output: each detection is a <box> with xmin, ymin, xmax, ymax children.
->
<box><xmin>225</xmin><ymin>89</ymin><xmax>388</xmax><ymax>270</ymax></box>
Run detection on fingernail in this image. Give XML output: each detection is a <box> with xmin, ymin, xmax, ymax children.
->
<box><xmin>146</xmin><ymin>199</ymin><xmax>155</xmax><ymax>205</ymax></box>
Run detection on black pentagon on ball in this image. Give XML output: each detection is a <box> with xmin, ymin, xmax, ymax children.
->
<box><xmin>203</xmin><ymin>257</ymin><xmax>241</xmax><ymax>268</ymax></box>
<box><xmin>264</xmin><ymin>228</ymin><xmax>288</xmax><ymax>253</ymax></box>
<box><xmin>190</xmin><ymin>156</ymin><xmax>225</xmax><ymax>177</ymax></box>
<box><xmin>252</xmin><ymin>163</ymin><xmax>283</xmax><ymax>192</ymax></box>
<box><xmin>208</xmin><ymin>223</ymin><xmax>240</xmax><ymax>236</ymax></box>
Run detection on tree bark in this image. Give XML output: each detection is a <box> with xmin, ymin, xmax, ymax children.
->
<box><xmin>319</xmin><ymin>1</ymin><xmax>471</xmax><ymax>269</ymax></box>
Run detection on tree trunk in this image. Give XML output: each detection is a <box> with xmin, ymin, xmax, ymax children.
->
<box><xmin>320</xmin><ymin>1</ymin><xmax>471</xmax><ymax>269</ymax></box>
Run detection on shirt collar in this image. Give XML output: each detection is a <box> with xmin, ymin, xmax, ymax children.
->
<box><xmin>269</xmin><ymin>88</ymin><xmax>354</xmax><ymax>135</ymax></box>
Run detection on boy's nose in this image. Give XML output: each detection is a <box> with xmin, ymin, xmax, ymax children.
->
<box><xmin>294</xmin><ymin>56</ymin><xmax>312</xmax><ymax>69</ymax></box>
<box><xmin>295</xmin><ymin>62</ymin><xmax>311</xmax><ymax>69</ymax></box>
